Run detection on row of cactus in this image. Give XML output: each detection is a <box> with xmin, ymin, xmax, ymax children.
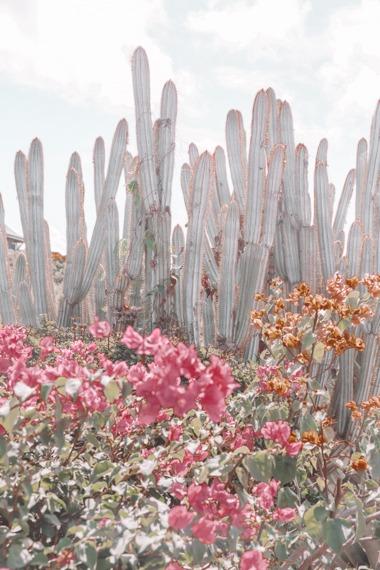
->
<box><xmin>0</xmin><ymin>48</ymin><xmax>379</xmax><ymax>436</ymax></box>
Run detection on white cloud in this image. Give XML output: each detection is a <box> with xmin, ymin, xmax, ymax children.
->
<box><xmin>186</xmin><ymin>0</ymin><xmax>311</xmax><ymax>50</ymax></box>
<box><xmin>0</xmin><ymin>0</ymin><xmax>172</xmax><ymax>111</ymax></box>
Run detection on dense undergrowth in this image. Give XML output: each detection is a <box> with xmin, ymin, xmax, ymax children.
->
<box><xmin>0</xmin><ymin>276</ymin><xmax>379</xmax><ymax>569</ymax></box>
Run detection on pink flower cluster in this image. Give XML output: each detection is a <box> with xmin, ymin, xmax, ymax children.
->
<box><xmin>122</xmin><ymin>327</ymin><xmax>238</xmax><ymax>424</ymax></box>
<box><xmin>0</xmin><ymin>324</ymin><xmax>238</xmax><ymax>434</ymax></box>
<box><xmin>169</xmin><ymin>479</ymin><xmax>257</xmax><ymax>544</ymax></box>
<box><xmin>253</xmin><ymin>479</ymin><xmax>296</xmax><ymax>522</ymax></box>
<box><xmin>261</xmin><ymin>421</ymin><xmax>303</xmax><ymax>456</ymax></box>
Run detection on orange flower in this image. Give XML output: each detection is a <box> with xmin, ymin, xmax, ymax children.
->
<box><xmin>345</xmin><ymin>276</ymin><xmax>359</xmax><ymax>288</ymax></box>
<box><xmin>283</xmin><ymin>333</ymin><xmax>300</xmax><ymax>349</ymax></box>
<box><xmin>351</xmin><ymin>456</ymin><xmax>368</xmax><ymax>471</ymax></box>
<box><xmin>302</xmin><ymin>431</ymin><xmax>324</xmax><ymax>445</ymax></box>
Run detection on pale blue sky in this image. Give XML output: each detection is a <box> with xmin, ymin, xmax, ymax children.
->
<box><xmin>0</xmin><ymin>0</ymin><xmax>379</xmax><ymax>251</ymax></box>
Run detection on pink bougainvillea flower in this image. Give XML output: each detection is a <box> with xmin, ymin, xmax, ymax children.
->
<box><xmin>253</xmin><ymin>480</ymin><xmax>280</xmax><ymax>511</ymax></box>
<box><xmin>284</xmin><ymin>440</ymin><xmax>303</xmax><ymax>456</ymax></box>
<box><xmin>167</xmin><ymin>424</ymin><xmax>183</xmax><ymax>441</ymax></box>
<box><xmin>169</xmin><ymin>482</ymin><xmax>187</xmax><ymax>500</ymax></box>
<box><xmin>273</xmin><ymin>507</ymin><xmax>297</xmax><ymax>522</ymax></box>
<box><xmin>187</xmin><ymin>483</ymin><xmax>211</xmax><ymax>512</ymax></box>
<box><xmin>240</xmin><ymin>550</ymin><xmax>269</xmax><ymax>570</ymax></box>
<box><xmin>168</xmin><ymin>506</ymin><xmax>194</xmax><ymax>530</ymax></box>
<box><xmin>261</xmin><ymin>421</ymin><xmax>291</xmax><ymax>445</ymax></box>
<box><xmin>166</xmin><ymin>563</ymin><xmax>184</xmax><ymax>570</ymax></box>
<box><xmin>122</xmin><ymin>326</ymin><xmax>164</xmax><ymax>355</ymax></box>
<box><xmin>191</xmin><ymin>516</ymin><xmax>217</xmax><ymax>544</ymax></box>
<box><xmin>39</xmin><ymin>336</ymin><xmax>55</xmax><ymax>360</ymax></box>
<box><xmin>88</xmin><ymin>317</ymin><xmax>111</xmax><ymax>339</ymax></box>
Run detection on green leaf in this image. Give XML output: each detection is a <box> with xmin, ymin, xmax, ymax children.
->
<box><xmin>243</xmin><ymin>451</ymin><xmax>274</xmax><ymax>482</ymax></box>
<box><xmin>0</xmin><ymin>398</ymin><xmax>19</xmax><ymax>434</ymax></box>
<box><xmin>369</xmin><ymin>445</ymin><xmax>380</xmax><ymax>479</ymax></box>
<box><xmin>301</xmin><ymin>331</ymin><xmax>316</xmax><ymax>351</ymax></box>
<box><xmin>191</xmin><ymin>539</ymin><xmax>206</xmax><ymax>565</ymax></box>
<box><xmin>77</xmin><ymin>543</ymin><xmax>97</xmax><ymax>569</ymax></box>
<box><xmin>300</xmin><ymin>412</ymin><xmax>318</xmax><ymax>434</ymax></box>
<box><xmin>105</xmin><ymin>381</ymin><xmax>121</xmax><ymax>403</ymax></box>
<box><xmin>274</xmin><ymin>455</ymin><xmax>297</xmax><ymax>483</ymax></box>
<box><xmin>274</xmin><ymin>542</ymin><xmax>288</xmax><ymax>561</ymax></box>
<box><xmin>6</xmin><ymin>544</ymin><xmax>33</xmax><ymax>568</ymax></box>
<box><xmin>94</xmin><ymin>461</ymin><xmax>114</xmax><ymax>476</ymax></box>
<box><xmin>277</xmin><ymin>487</ymin><xmax>298</xmax><ymax>507</ymax></box>
<box><xmin>30</xmin><ymin>553</ymin><xmax>49</xmax><ymax>566</ymax></box>
<box><xmin>304</xmin><ymin>502</ymin><xmax>328</xmax><ymax>538</ymax></box>
<box><xmin>41</xmin><ymin>383</ymin><xmax>54</xmax><ymax>402</ymax></box>
<box><xmin>312</xmin><ymin>342</ymin><xmax>325</xmax><ymax>363</ymax></box>
<box><xmin>323</xmin><ymin>518</ymin><xmax>345</xmax><ymax>553</ymax></box>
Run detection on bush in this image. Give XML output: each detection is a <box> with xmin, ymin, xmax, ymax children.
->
<box><xmin>0</xmin><ymin>278</ymin><xmax>379</xmax><ymax>569</ymax></box>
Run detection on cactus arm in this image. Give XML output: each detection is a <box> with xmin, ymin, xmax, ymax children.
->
<box><xmin>203</xmin><ymin>235</ymin><xmax>219</xmax><ymax>285</ymax></box>
<box><xmin>218</xmin><ymin>200</ymin><xmax>239</xmax><ymax>342</ymax></box>
<box><xmin>105</xmin><ymin>199</ymin><xmax>120</xmax><ymax>294</ymax></box>
<box><xmin>0</xmin><ymin>195</ymin><xmax>16</xmax><ymax>323</ymax></box>
<box><xmin>188</xmin><ymin>143</ymin><xmax>199</xmax><ymax>167</ymax></box>
<box><xmin>181</xmin><ymin>163</ymin><xmax>192</xmax><ymax>214</ymax></box>
<box><xmin>235</xmin><ymin>144</ymin><xmax>285</xmax><ymax>345</ymax></box>
<box><xmin>93</xmin><ymin>137</ymin><xmax>105</xmax><ymax>214</ymax></box>
<box><xmin>226</xmin><ymin>110</ymin><xmax>247</xmax><ymax>212</ymax></box>
<box><xmin>158</xmin><ymin>80</ymin><xmax>177</xmax><ymax>208</ymax></box>
<box><xmin>282</xmin><ymin>215</ymin><xmax>301</xmax><ymax>285</ymax></box>
<box><xmin>214</xmin><ymin>146</ymin><xmax>231</xmax><ymax>208</ymax></box>
<box><xmin>202</xmin><ymin>294</ymin><xmax>216</xmax><ymax>346</ymax></box>
<box><xmin>265</xmin><ymin>88</ymin><xmax>278</xmax><ymax>149</ymax></box>
<box><xmin>78</xmin><ymin>119</ymin><xmax>127</xmax><ymax>301</ymax></box>
<box><xmin>279</xmin><ymin>102</ymin><xmax>297</xmax><ymax>226</ymax></box>
<box><xmin>299</xmin><ymin>226</ymin><xmax>318</xmax><ymax>291</ymax></box>
<box><xmin>295</xmin><ymin>144</ymin><xmax>311</xmax><ymax>226</ymax></box>
<box><xmin>172</xmin><ymin>224</ymin><xmax>185</xmax><ymax>327</ymax></box>
<box><xmin>314</xmin><ymin>161</ymin><xmax>335</xmax><ymax>281</ymax></box>
<box><xmin>183</xmin><ymin>152</ymin><xmax>211</xmax><ymax>344</ymax></box>
<box><xmin>245</xmin><ymin>90</ymin><xmax>268</xmax><ymax>244</ymax></box>
<box><xmin>333</xmin><ymin>169</ymin><xmax>355</xmax><ymax>238</ymax></box>
<box><xmin>360</xmin><ymin>236</ymin><xmax>373</xmax><ymax>275</ymax></box>
<box><xmin>365</xmin><ymin>101</ymin><xmax>380</xmax><ymax>237</ymax></box>
<box><xmin>346</xmin><ymin>221</ymin><xmax>363</xmax><ymax>276</ymax></box>
<box><xmin>132</xmin><ymin>47</ymin><xmax>158</xmax><ymax>211</ymax></box>
<box><xmin>355</xmin><ymin>138</ymin><xmax>368</xmax><ymax>222</ymax></box>
<box><xmin>43</xmin><ymin>220</ymin><xmax>56</xmax><ymax>321</ymax></box>
<box><xmin>328</xmin><ymin>183</ymin><xmax>335</xmax><ymax>225</ymax></box>
<box><xmin>95</xmin><ymin>265</ymin><xmax>106</xmax><ymax>320</ymax></box>
<box><xmin>28</xmin><ymin>138</ymin><xmax>48</xmax><ymax>319</ymax></box>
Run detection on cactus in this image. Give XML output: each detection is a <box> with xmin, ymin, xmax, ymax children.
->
<box><xmin>0</xmin><ymin>195</ymin><xmax>16</xmax><ymax>324</ymax></box>
<box><xmin>218</xmin><ymin>200</ymin><xmax>239</xmax><ymax>343</ymax></box>
<box><xmin>226</xmin><ymin>110</ymin><xmax>246</xmax><ymax>212</ymax></box>
<box><xmin>333</xmin><ymin>169</ymin><xmax>355</xmax><ymax>241</ymax></box>
<box><xmin>172</xmin><ymin>224</ymin><xmax>185</xmax><ymax>328</ymax></box>
<box><xmin>183</xmin><ymin>152</ymin><xmax>212</xmax><ymax>344</ymax></box>
<box><xmin>314</xmin><ymin>159</ymin><xmax>335</xmax><ymax>281</ymax></box>
<box><xmin>58</xmin><ymin>119</ymin><xmax>127</xmax><ymax>326</ymax></box>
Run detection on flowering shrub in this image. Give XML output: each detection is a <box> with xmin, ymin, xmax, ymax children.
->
<box><xmin>0</xmin><ymin>283</ymin><xmax>379</xmax><ymax>569</ymax></box>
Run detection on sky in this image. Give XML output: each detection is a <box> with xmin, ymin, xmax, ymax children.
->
<box><xmin>0</xmin><ymin>0</ymin><xmax>379</xmax><ymax>252</ymax></box>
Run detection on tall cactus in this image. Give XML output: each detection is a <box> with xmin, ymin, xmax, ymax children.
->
<box><xmin>183</xmin><ymin>152</ymin><xmax>212</xmax><ymax>344</ymax></box>
<box><xmin>132</xmin><ymin>47</ymin><xmax>177</xmax><ymax>325</ymax></box>
<box><xmin>218</xmin><ymin>201</ymin><xmax>239</xmax><ymax>343</ymax></box>
<box><xmin>0</xmin><ymin>195</ymin><xmax>15</xmax><ymax>324</ymax></box>
<box><xmin>58</xmin><ymin>119</ymin><xmax>127</xmax><ymax>326</ymax></box>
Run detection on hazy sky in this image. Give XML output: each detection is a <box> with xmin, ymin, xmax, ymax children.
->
<box><xmin>0</xmin><ymin>0</ymin><xmax>379</xmax><ymax>251</ymax></box>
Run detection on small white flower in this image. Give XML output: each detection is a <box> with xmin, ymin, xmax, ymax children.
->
<box><xmin>14</xmin><ymin>382</ymin><xmax>35</xmax><ymax>402</ymax></box>
<box><xmin>0</xmin><ymin>400</ymin><xmax>10</xmax><ymax>416</ymax></box>
<box><xmin>139</xmin><ymin>459</ymin><xmax>156</xmax><ymax>476</ymax></box>
<box><xmin>65</xmin><ymin>378</ymin><xmax>81</xmax><ymax>396</ymax></box>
